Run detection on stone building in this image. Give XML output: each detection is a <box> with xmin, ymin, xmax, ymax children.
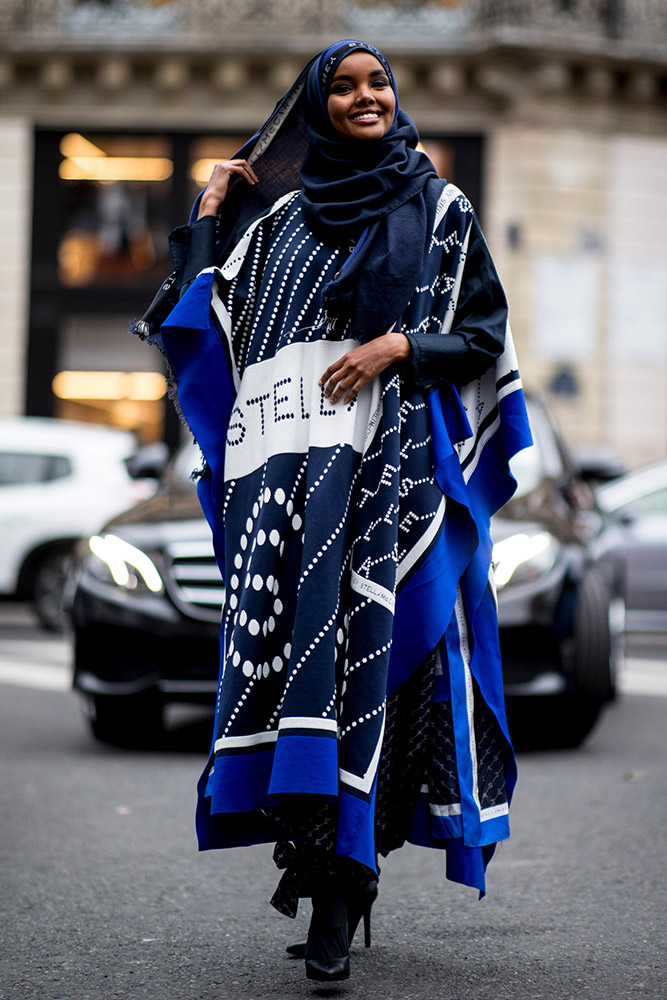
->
<box><xmin>1</xmin><ymin>0</ymin><xmax>666</xmax><ymax>462</ymax></box>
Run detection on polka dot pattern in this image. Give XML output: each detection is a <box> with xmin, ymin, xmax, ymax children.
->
<box><xmin>209</xmin><ymin>190</ymin><xmax>457</xmax><ymax>814</ymax></box>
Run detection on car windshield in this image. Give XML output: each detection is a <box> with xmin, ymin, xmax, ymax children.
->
<box><xmin>597</xmin><ymin>463</ymin><xmax>667</xmax><ymax>514</ymax></box>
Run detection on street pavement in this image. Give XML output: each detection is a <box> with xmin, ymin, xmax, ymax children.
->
<box><xmin>0</xmin><ymin>603</ymin><xmax>665</xmax><ymax>1000</ymax></box>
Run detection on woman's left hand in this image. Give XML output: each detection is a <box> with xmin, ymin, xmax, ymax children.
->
<box><xmin>319</xmin><ymin>332</ymin><xmax>410</xmax><ymax>405</ymax></box>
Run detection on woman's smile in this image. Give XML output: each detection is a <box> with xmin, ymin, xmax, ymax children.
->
<box><xmin>326</xmin><ymin>51</ymin><xmax>396</xmax><ymax>141</ymax></box>
<box><xmin>349</xmin><ymin>109</ymin><xmax>381</xmax><ymax>122</ymax></box>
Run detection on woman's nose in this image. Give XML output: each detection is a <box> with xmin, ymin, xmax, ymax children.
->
<box><xmin>355</xmin><ymin>87</ymin><xmax>375</xmax><ymax>104</ymax></box>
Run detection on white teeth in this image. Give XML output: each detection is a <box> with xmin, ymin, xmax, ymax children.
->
<box><xmin>351</xmin><ymin>112</ymin><xmax>380</xmax><ymax>121</ymax></box>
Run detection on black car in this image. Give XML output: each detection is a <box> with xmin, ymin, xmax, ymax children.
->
<box><xmin>495</xmin><ymin>399</ymin><xmax>624</xmax><ymax>747</ymax></box>
<box><xmin>71</xmin><ymin>395</ymin><xmax>623</xmax><ymax>749</ymax></box>
<box><xmin>71</xmin><ymin>444</ymin><xmax>222</xmax><ymax>745</ymax></box>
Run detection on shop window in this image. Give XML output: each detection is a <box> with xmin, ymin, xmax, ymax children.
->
<box><xmin>52</xmin><ymin>314</ymin><xmax>167</xmax><ymax>443</ymax></box>
<box><xmin>57</xmin><ymin>133</ymin><xmax>172</xmax><ymax>288</ymax></box>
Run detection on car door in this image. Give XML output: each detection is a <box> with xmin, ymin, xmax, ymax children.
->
<box><xmin>0</xmin><ymin>450</ymin><xmax>74</xmax><ymax>592</ymax></box>
<box><xmin>616</xmin><ymin>485</ymin><xmax>667</xmax><ymax>629</ymax></box>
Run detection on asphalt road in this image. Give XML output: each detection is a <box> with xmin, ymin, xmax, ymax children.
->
<box><xmin>0</xmin><ymin>604</ymin><xmax>665</xmax><ymax>1000</ymax></box>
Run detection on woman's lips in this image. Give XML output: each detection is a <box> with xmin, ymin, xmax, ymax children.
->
<box><xmin>349</xmin><ymin>110</ymin><xmax>381</xmax><ymax>122</ymax></box>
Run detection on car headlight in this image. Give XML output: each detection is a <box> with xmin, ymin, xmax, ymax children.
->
<box><xmin>87</xmin><ymin>534</ymin><xmax>164</xmax><ymax>595</ymax></box>
<box><xmin>492</xmin><ymin>530</ymin><xmax>557</xmax><ymax>591</ymax></box>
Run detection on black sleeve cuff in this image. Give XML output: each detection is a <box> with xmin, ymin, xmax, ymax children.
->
<box><xmin>168</xmin><ymin>216</ymin><xmax>218</xmax><ymax>295</ymax></box>
<box><xmin>403</xmin><ymin>330</ymin><xmax>471</xmax><ymax>387</ymax></box>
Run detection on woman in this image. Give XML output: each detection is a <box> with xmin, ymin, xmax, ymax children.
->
<box><xmin>142</xmin><ymin>40</ymin><xmax>532</xmax><ymax>982</ymax></box>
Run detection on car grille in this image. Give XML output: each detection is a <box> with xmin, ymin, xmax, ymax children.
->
<box><xmin>164</xmin><ymin>539</ymin><xmax>224</xmax><ymax>623</ymax></box>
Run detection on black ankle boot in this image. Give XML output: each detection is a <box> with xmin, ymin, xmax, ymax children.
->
<box><xmin>304</xmin><ymin>890</ymin><xmax>350</xmax><ymax>982</ymax></box>
<box><xmin>287</xmin><ymin>878</ymin><xmax>378</xmax><ymax>960</ymax></box>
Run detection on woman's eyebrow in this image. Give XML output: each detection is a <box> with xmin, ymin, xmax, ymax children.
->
<box><xmin>331</xmin><ymin>70</ymin><xmax>389</xmax><ymax>83</ymax></box>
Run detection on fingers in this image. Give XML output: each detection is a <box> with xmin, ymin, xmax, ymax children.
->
<box><xmin>211</xmin><ymin>159</ymin><xmax>258</xmax><ymax>187</ymax></box>
<box><xmin>223</xmin><ymin>159</ymin><xmax>259</xmax><ymax>186</ymax></box>
<box><xmin>327</xmin><ymin>373</ymin><xmax>360</xmax><ymax>405</ymax></box>
<box><xmin>318</xmin><ymin>358</ymin><xmax>353</xmax><ymax>404</ymax></box>
<box><xmin>319</xmin><ymin>357</ymin><xmax>368</xmax><ymax>405</ymax></box>
<box><xmin>318</xmin><ymin>358</ymin><xmax>344</xmax><ymax>388</ymax></box>
<box><xmin>198</xmin><ymin>159</ymin><xmax>258</xmax><ymax>218</ymax></box>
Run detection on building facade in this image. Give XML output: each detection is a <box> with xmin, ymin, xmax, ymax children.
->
<box><xmin>1</xmin><ymin>0</ymin><xmax>667</xmax><ymax>462</ymax></box>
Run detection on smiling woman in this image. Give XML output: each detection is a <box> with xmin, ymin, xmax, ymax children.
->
<box><xmin>138</xmin><ymin>38</ymin><xmax>532</xmax><ymax>984</ymax></box>
<box><xmin>326</xmin><ymin>52</ymin><xmax>396</xmax><ymax>140</ymax></box>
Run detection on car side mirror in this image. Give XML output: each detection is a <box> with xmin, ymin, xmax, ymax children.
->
<box><xmin>126</xmin><ymin>442</ymin><xmax>169</xmax><ymax>480</ymax></box>
<box><xmin>572</xmin><ymin>446</ymin><xmax>627</xmax><ymax>484</ymax></box>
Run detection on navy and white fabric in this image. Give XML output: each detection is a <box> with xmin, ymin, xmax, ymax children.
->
<box><xmin>148</xmin><ymin>179</ymin><xmax>532</xmax><ymax>895</ymax></box>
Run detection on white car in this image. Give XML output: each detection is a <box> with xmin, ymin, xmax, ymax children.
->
<box><xmin>0</xmin><ymin>417</ymin><xmax>164</xmax><ymax>630</ymax></box>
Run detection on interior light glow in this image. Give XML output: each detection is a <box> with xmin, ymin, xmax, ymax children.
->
<box><xmin>492</xmin><ymin>531</ymin><xmax>553</xmax><ymax>589</ymax></box>
<box><xmin>59</xmin><ymin>134</ymin><xmax>172</xmax><ymax>182</ymax></box>
<box><xmin>190</xmin><ymin>158</ymin><xmax>224</xmax><ymax>186</ymax></box>
<box><xmin>59</xmin><ymin>156</ymin><xmax>173</xmax><ymax>182</ymax></box>
<box><xmin>60</xmin><ymin>133</ymin><xmax>106</xmax><ymax>159</ymax></box>
<box><xmin>52</xmin><ymin>371</ymin><xmax>166</xmax><ymax>402</ymax></box>
<box><xmin>89</xmin><ymin>534</ymin><xmax>163</xmax><ymax>593</ymax></box>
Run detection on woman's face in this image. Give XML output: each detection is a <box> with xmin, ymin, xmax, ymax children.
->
<box><xmin>326</xmin><ymin>51</ymin><xmax>396</xmax><ymax>142</ymax></box>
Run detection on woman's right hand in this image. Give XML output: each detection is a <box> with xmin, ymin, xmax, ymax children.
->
<box><xmin>197</xmin><ymin>160</ymin><xmax>259</xmax><ymax>219</ymax></box>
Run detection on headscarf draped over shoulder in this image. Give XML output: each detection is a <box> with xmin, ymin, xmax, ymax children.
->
<box><xmin>194</xmin><ymin>40</ymin><xmax>438</xmax><ymax>342</ymax></box>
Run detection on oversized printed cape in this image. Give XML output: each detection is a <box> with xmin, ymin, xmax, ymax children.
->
<box><xmin>146</xmin><ymin>180</ymin><xmax>532</xmax><ymax>895</ymax></box>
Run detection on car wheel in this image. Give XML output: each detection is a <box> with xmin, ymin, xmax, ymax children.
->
<box><xmin>32</xmin><ymin>548</ymin><xmax>73</xmax><ymax>633</ymax></box>
<box><xmin>83</xmin><ymin>691</ymin><xmax>165</xmax><ymax>748</ymax></box>
<box><xmin>506</xmin><ymin>568</ymin><xmax>613</xmax><ymax>751</ymax></box>
<box><xmin>558</xmin><ymin>566</ymin><xmax>613</xmax><ymax>747</ymax></box>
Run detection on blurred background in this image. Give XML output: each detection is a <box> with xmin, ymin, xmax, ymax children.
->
<box><xmin>1</xmin><ymin>0</ymin><xmax>666</xmax><ymax>462</ymax></box>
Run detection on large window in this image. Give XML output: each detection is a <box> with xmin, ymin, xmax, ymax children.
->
<box><xmin>57</xmin><ymin>133</ymin><xmax>173</xmax><ymax>289</ymax></box>
<box><xmin>28</xmin><ymin>128</ymin><xmax>482</xmax><ymax>445</ymax></box>
<box><xmin>29</xmin><ymin>129</ymin><xmax>250</xmax><ymax>444</ymax></box>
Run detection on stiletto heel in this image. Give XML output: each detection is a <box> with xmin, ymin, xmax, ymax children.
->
<box><xmin>304</xmin><ymin>889</ymin><xmax>350</xmax><ymax>982</ymax></box>
<box><xmin>346</xmin><ymin>879</ymin><xmax>378</xmax><ymax>949</ymax></box>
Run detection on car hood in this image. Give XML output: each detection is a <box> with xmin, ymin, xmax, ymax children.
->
<box><xmin>103</xmin><ymin>483</ymin><xmax>203</xmax><ymax>530</ymax></box>
<box><xmin>490</xmin><ymin>514</ymin><xmax>552</xmax><ymax>543</ymax></box>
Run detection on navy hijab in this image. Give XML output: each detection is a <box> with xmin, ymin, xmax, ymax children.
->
<box><xmin>196</xmin><ymin>40</ymin><xmax>439</xmax><ymax>341</ymax></box>
<box><xmin>300</xmin><ymin>41</ymin><xmax>438</xmax><ymax>339</ymax></box>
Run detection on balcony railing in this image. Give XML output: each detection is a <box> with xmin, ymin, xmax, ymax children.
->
<box><xmin>2</xmin><ymin>0</ymin><xmax>666</xmax><ymax>50</ymax></box>
<box><xmin>1</xmin><ymin>0</ymin><xmax>341</xmax><ymax>42</ymax></box>
<box><xmin>474</xmin><ymin>0</ymin><xmax>667</xmax><ymax>46</ymax></box>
